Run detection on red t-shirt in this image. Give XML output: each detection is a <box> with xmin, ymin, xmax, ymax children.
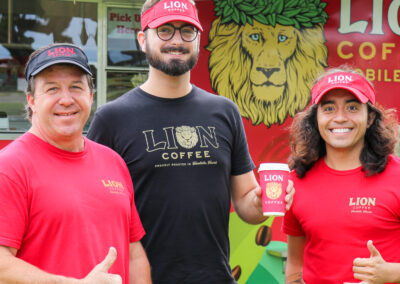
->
<box><xmin>0</xmin><ymin>132</ymin><xmax>145</xmax><ymax>282</ymax></box>
<box><xmin>283</xmin><ymin>156</ymin><xmax>400</xmax><ymax>284</ymax></box>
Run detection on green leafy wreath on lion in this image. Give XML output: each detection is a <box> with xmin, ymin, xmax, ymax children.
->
<box><xmin>207</xmin><ymin>0</ymin><xmax>329</xmax><ymax>127</ymax></box>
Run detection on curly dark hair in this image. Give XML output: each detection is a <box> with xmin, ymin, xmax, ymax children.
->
<box><xmin>289</xmin><ymin>72</ymin><xmax>398</xmax><ymax>178</ymax></box>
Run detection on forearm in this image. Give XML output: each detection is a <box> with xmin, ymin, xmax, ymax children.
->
<box><xmin>0</xmin><ymin>255</ymin><xmax>79</xmax><ymax>284</ymax></box>
<box><xmin>285</xmin><ymin>260</ymin><xmax>305</xmax><ymax>284</ymax></box>
<box><xmin>285</xmin><ymin>272</ymin><xmax>305</xmax><ymax>284</ymax></box>
<box><xmin>129</xmin><ymin>259</ymin><xmax>151</xmax><ymax>284</ymax></box>
<box><xmin>385</xmin><ymin>262</ymin><xmax>400</xmax><ymax>283</ymax></box>
<box><xmin>231</xmin><ymin>172</ymin><xmax>273</xmax><ymax>224</ymax></box>
<box><xmin>233</xmin><ymin>188</ymin><xmax>268</xmax><ymax>224</ymax></box>
<box><xmin>129</xmin><ymin>243</ymin><xmax>151</xmax><ymax>284</ymax></box>
<box><xmin>286</xmin><ymin>235</ymin><xmax>306</xmax><ymax>284</ymax></box>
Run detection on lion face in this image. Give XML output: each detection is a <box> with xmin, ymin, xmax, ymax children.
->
<box><xmin>266</xmin><ymin>182</ymin><xmax>282</xmax><ymax>200</ymax></box>
<box><xmin>242</xmin><ymin>22</ymin><xmax>297</xmax><ymax>102</ymax></box>
<box><xmin>176</xmin><ymin>126</ymin><xmax>199</xmax><ymax>149</ymax></box>
<box><xmin>207</xmin><ymin>19</ymin><xmax>328</xmax><ymax>126</ymax></box>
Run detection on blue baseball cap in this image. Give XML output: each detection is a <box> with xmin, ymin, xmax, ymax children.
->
<box><xmin>25</xmin><ymin>43</ymin><xmax>92</xmax><ymax>81</ymax></box>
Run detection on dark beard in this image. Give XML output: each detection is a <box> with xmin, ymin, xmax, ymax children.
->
<box><xmin>145</xmin><ymin>45</ymin><xmax>198</xmax><ymax>76</ymax></box>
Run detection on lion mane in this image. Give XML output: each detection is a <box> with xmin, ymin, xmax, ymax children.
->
<box><xmin>206</xmin><ymin>18</ymin><xmax>328</xmax><ymax>126</ymax></box>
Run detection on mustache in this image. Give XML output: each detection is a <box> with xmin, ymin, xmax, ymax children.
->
<box><xmin>161</xmin><ymin>46</ymin><xmax>189</xmax><ymax>54</ymax></box>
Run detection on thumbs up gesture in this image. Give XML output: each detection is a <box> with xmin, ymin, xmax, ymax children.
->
<box><xmin>352</xmin><ymin>240</ymin><xmax>390</xmax><ymax>284</ymax></box>
<box><xmin>82</xmin><ymin>247</ymin><xmax>122</xmax><ymax>284</ymax></box>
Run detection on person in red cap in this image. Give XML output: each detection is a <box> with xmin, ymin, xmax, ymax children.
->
<box><xmin>87</xmin><ymin>0</ymin><xmax>294</xmax><ymax>283</ymax></box>
<box><xmin>283</xmin><ymin>67</ymin><xmax>400</xmax><ymax>284</ymax></box>
<box><xmin>0</xmin><ymin>43</ymin><xmax>151</xmax><ymax>283</ymax></box>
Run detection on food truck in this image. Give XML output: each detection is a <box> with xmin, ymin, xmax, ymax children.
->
<box><xmin>1</xmin><ymin>0</ymin><xmax>400</xmax><ymax>282</ymax></box>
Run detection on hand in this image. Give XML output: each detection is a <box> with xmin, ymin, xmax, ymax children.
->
<box><xmin>82</xmin><ymin>247</ymin><xmax>122</xmax><ymax>284</ymax></box>
<box><xmin>352</xmin><ymin>240</ymin><xmax>389</xmax><ymax>284</ymax></box>
<box><xmin>254</xmin><ymin>179</ymin><xmax>294</xmax><ymax>213</ymax></box>
<box><xmin>285</xmin><ymin>180</ymin><xmax>295</xmax><ymax>211</ymax></box>
<box><xmin>253</xmin><ymin>186</ymin><xmax>263</xmax><ymax>214</ymax></box>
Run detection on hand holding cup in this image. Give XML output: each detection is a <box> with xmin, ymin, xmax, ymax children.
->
<box><xmin>258</xmin><ymin>163</ymin><xmax>290</xmax><ymax>216</ymax></box>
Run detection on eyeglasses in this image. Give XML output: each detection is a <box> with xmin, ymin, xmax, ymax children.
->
<box><xmin>156</xmin><ymin>24</ymin><xmax>199</xmax><ymax>42</ymax></box>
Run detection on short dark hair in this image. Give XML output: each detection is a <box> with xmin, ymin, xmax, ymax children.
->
<box><xmin>141</xmin><ymin>0</ymin><xmax>161</xmax><ymax>15</ymax></box>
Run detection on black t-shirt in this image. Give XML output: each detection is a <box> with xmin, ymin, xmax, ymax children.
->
<box><xmin>87</xmin><ymin>86</ymin><xmax>255</xmax><ymax>283</ymax></box>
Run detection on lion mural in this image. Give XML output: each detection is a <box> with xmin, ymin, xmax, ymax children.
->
<box><xmin>207</xmin><ymin>0</ymin><xmax>329</xmax><ymax>126</ymax></box>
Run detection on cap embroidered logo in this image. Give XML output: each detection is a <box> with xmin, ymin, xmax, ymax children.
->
<box><xmin>140</xmin><ymin>0</ymin><xmax>203</xmax><ymax>31</ymax></box>
<box><xmin>47</xmin><ymin>47</ymin><xmax>76</xmax><ymax>58</ymax></box>
<box><xmin>327</xmin><ymin>74</ymin><xmax>353</xmax><ymax>85</ymax></box>
<box><xmin>164</xmin><ymin>1</ymin><xmax>188</xmax><ymax>12</ymax></box>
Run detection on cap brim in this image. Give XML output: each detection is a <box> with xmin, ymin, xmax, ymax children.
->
<box><xmin>314</xmin><ymin>86</ymin><xmax>369</xmax><ymax>104</ymax></box>
<box><xmin>147</xmin><ymin>15</ymin><xmax>203</xmax><ymax>32</ymax></box>
<box><xmin>30</xmin><ymin>60</ymin><xmax>93</xmax><ymax>78</ymax></box>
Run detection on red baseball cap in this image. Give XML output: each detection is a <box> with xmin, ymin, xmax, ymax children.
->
<box><xmin>311</xmin><ymin>72</ymin><xmax>375</xmax><ymax>104</ymax></box>
<box><xmin>141</xmin><ymin>0</ymin><xmax>203</xmax><ymax>32</ymax></box>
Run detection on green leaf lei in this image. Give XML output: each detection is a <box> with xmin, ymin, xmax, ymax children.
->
<box><xmin>214</xmin><ymin>0</ymin><xmax>328</xmax><ymax>29</ymax></box>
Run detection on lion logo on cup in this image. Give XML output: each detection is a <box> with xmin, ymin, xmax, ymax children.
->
<box><xmin>266</xmin><ymin>182</ymin><xmax>282</xmax><ymax>200</ymax></box>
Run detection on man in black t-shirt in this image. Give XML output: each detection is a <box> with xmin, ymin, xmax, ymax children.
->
<box><xmin>88</xmin><ymin>0</ymin><xmax>294</xmax><ymax>283</ymax></box>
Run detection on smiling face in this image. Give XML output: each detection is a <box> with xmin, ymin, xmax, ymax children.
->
<box><xmin>27</xmin><ymin>64</ymin><xmax>93</xmax><ymax>150</ymax></box>
<box><xmin>317</xmin><ymin>89</ymin><xmax>373</xmax><ymax>157</ymax></box>
<box><xmin>140</xmin><ymin>21</ymin><xmax>200</xmax><ymax>76</ymax></box>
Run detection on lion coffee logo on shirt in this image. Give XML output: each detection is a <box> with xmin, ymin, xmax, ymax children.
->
<box><xmin>47</xmin><ymin>47</ymin><xmax>76</xmax><ymax>58</ymax></box>
<box><xmin>266</xmin><ymin>182</ymin><xmax>282</xmax><ymax>200</ymax></box>
<box><xmin>143</xmin><ymin>125</ymin><xmax>219</xmax><ymax>159</ymax></box>
<box><xmin>143</xmin><ymin>125</ymin><xmax>220</xmax><ymax>168</ymax></box>
<box><xmin>176</xmin><ymin>126</ymin><xmax>199</xmax><ymax>149</ymax></box>
<box><xmin>349</xmin><ymin>196</ymin><xmax>376</xmax><ymax>214</ymax></box>
<box><xmin>101</xmin><ymin>179</ymin><xmax>125</xmax><ymax>195</ymax></box>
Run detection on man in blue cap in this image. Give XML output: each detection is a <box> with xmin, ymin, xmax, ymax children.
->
<box><xmin>0</xmin><ymin>43</ymin><xmax>151</xmax><ymax>283</ymax></box>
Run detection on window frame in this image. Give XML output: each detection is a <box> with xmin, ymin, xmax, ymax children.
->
<box><xmin>0</xmin><ymin>0</ymin><xmax>148</xmax><ymax>139</ymax></box>
<box><xmin>98</xmin><ymin>0</ymin><xmax>148</xmax><ymax>107</ymax></box>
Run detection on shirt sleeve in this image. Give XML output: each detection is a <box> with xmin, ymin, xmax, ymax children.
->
<box><xmin>0</xmin><ymin>173</ymin><xmax>28</xmax><ymax>249</ymax></box>
<box><xmin>282</xmin><ymin>206</ymin><xmax>305</xmax><ymax>236</ymax></box>
<box><xmin>87</xmin><ymin>110</ymin><xmax>115</xmax><ymax>149</ymax></box>
<box><xmin>121</xmin><ymin>165</ymin><xmax>145</xmax><ymax>243</ymax></box>
<box><xmin>230</xmin><ymin>104</ymin><xmax>255</xmax><ymax>176</ymax></box>
<box><xmin>130</xmin><ymin>185</ymin><xmax>146</xmax><ymax>243</ymax></box>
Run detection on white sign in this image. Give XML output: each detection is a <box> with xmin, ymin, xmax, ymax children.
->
<box><xmin>107</xmin><ymin>8</ymin><xmax>141</xmax><ymax>40</ymax></box>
